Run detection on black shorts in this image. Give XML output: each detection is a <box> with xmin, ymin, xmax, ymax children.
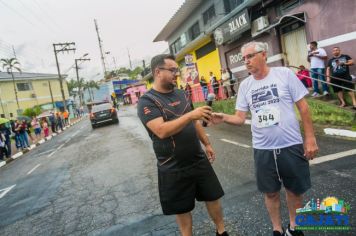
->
<box><xmin>253</xmin><ymin>144</ymin><xmax>311</xmax><ymax>195</ymax></box>
<box><xmin>331</xmin><ymin>76</ymin><xmax>354</xmax><ymax>92</ymax></box>
<box><xmin>158</xmin><ymin>159</ymin><xmax>224</xmax><ymax>215</ymax></box>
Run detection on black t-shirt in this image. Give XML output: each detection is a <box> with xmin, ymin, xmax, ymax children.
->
<box><xmin>137</xmin><ymin>89</ymin><xmax>206</xmax><ymax>171</ymax></box>
<box><xmin>328</xmin><ymin>54</ymin><xmax>352</xmax><ymax>79</ymax></box>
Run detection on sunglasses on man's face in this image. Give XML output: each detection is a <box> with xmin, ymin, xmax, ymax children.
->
<box><xmin>242</xmin><ymin>51</ymin><xmax>263</xmax><ymax>62</ymax></box>
<box><xmin>158</xmin><ymin>67</ymin><xmax>180</xmax><ymax>75</ymax></box>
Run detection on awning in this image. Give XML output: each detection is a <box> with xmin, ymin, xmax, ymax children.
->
<box><xmin>253</xmin><ymin>12</ymin><xmax>306</xmax><ymax>38</ymax></box>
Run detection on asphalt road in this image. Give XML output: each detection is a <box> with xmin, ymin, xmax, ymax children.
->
<box><xmin>0</xmin><ymin>106</ymin><xmax>355</xmax><ymax>236</ymax></box>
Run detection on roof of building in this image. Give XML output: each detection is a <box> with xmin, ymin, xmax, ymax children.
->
<box><xmin>153</xmin><ymin>0</ymin><xmax>203</xmax><ymax>42</ymax></box>
<box><xmin>0</xmin><ymin>71</ymin><xmax>67</xmax><ymax>82</ymax></box>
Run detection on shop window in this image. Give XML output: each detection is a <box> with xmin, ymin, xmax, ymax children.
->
<box><xmin>189</xmin><ymin>21</ymin><xmax>201</xmax><ymax>41</ymax></box>
<box><xmin>170</xmin><ymin>37</ymin><xmax>183</xmax><ymax>54</ymax></box>
<box><xmin>195</xmin><ymin>41</ymin><xmax>216</xmax><ymax>60</ymax></box>
<box><xmin>203</xmin><ymin>5</ymin><xmax>216</xmax><ymax>25</ymax></box>
<box><xmin>224</xmin><ymin>0</ymin><xmax>244</xmax><ymax>13</ymax></box>
<box><xmin>16</xmin><ymin>82</ymin><xmax>33</xmax><ymax>91</ymax></box>
<box><xmin>10</xmin><ymin>113</ymin><xmax>13</xmax><ymax>117</ymax></box>
<box><xmin>0</xmin><ymin>114</ymin><xmax>4</xmax><ymax>118</ymax></box>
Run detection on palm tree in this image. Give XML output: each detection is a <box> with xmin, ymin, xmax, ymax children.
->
<box><xmin>88</xmin><ymin>80</ymin><xmax>100</xmax><ymax>101</ymax></box>
<box><xmin>0</xmin><ymin>58</ymin><xmax>21</xmax><ymax>110</ymax></box>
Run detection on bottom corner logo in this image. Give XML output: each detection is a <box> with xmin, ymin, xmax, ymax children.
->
<box><xmin>295</xmin><ymin>196</ymin><xmax>351</xmax><ymax>231</ymax></box>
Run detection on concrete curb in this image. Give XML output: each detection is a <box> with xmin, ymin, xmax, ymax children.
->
<box><xmin>245</xmin><ymin>119</ymin><xmax>355</xmax><ymax>138</ymax></box>
<box><xmin>324</xmin><ymin>128</ymin><xmax>356</xmax><ymax>138</ymax></box>
<box><xmin>0</xmin><ymin>117</ymin><xmax>85</xmax><ymax>169</ymax></box>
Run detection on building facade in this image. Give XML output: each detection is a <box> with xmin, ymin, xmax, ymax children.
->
<box><xmin>154</xmin><ymin>0</ymin><xmax>356</xmax><ymax>92</ymax></box>
<box><xmin>154</xmin><ymin>0</ymin><xmax>232</xmax><ymax>88</ymax></box>
<box><xmin>0</xmin><ymin>72</ymin><xmax>69</xmax><ymax>118</ymax></box>
<box><xmin>215</xmin><ymin>0</ymin><xmax>356</xmax><ymax>80</ymax></box>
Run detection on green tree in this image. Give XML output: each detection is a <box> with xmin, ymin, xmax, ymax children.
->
<box><xmin>23</xmin><ymin>105</ymin><xmax>42</xmax><ymax>117</ymax></box>
<box><xmin>84</xmin><ymin>80</ymin><xmax>100</xmax><ymax>102</ymax></box>
<box><xmin>0</xmin><ymin>58</ymin><xmax>21</xmax><ymax>110</ymax></box>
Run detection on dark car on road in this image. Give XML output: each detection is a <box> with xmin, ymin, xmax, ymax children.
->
<box><xmin>89</xmin><ymin>103</ymin><xmax>118</xmax><ymax>128</ymax></box>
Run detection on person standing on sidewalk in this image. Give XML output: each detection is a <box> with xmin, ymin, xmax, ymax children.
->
<box><xmin>31</xmin><ymin>117</ymin><xmax>42</xmax><ymax>141</ymax></box>
<box><xmin>137</xmin><ymin>54</ymin><xmax>228</xmax><ymax>236</ymax></box>
<box><xmin>211</xmin><ymin>42</ymin><xmax>318</xmax><ymax>236</ymax></box>
<box><xmin>326</xmin><ymin>46</ymin><xmax>356</xmax><ymax>109</ymax></box>
<box><xmin>308</xmin><ymin>41</ymin><xmax>329</xmax><ymax>96</ymax></box>
<box><xmin>227</xmin><ymin>67</ymin><xmax>236</xmax><ymax>97</ymax></box>
<box><xmin>0</xmin><ymin>123</ymin><xmax>11</xmax><ymax>158</ymax></box>
<box><xmin>49</xmin><ymin>112</ymin><xmax>56</xmax><ymax>133</ymax></box>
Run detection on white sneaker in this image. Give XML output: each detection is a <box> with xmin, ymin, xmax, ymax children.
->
<box><xmin>323</xmin><ymin>91</ymin><xmax>329</xmax><ymax>96</ymax></box>
<box><xmin>311</xmin><ymin>92</ymin><xmax>319</xmax><ymax>97</ymax></box>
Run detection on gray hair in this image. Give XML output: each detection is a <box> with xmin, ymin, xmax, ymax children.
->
<box><xmin>241</xmin><ymin>41</ymin><xmax>269</xmax><ymax>54</ymax></box>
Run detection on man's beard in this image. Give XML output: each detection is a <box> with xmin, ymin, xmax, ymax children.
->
<box><xmin>163</xmin><ymin>82</ymin><xmax>175</xmax><ymax>91</ymax></box>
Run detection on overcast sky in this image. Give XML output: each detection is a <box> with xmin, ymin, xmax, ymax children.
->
<box><xmin>0</xmin><ymin>0</ymin><xmax>184</xmax><ymax>81</ymax></box>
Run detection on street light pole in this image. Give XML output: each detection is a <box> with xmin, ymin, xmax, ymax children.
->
<box><xmin>75</xmin><ymin>54</ymin><xmax>90</xmax><ymax>107</ymax></box>
<box><xmin>53</xmin><ymin>42</ymin><xmax>76</xmax><ymax>111</ymax></box>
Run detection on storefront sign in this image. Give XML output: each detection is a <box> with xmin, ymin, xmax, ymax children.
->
<box><xmin>226</xmin><ymin>47</ymin><xmax>244</xmax><ymax>68</ymax></box>
<box><xmin>214</xmin><ymin>9</ymin><xmax>250</xmax><ymax>46</ymax></box>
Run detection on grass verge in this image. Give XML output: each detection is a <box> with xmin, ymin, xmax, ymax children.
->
<box><xmin>194</xmin><ymin>98</ymin><xmax>356</xmax><ymax>130</ymax></box>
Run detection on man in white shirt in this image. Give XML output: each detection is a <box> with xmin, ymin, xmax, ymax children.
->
<box><xmin>211</xmin><ymin>41</ymin><xmax>318</xmax><ymax>236</ymax></box>
<box><xmin>307</xmin><ymin>41</ymin><xmax>329</xmax><ymax>96</ymax></box>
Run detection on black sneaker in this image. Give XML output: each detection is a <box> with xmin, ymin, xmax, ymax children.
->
<box><xmin>273</xmin><ymin>230</ymin><xmax>284</xmax><ymax>236</ymax></box>
<box><xmin>216</xmin><ymin>231</ymin><xmax>229</xmax><ymax>236</ymax></box>
<box><xmin>285</xmin><ymin>224</ymin><xmax>304</xmax><ymax>236</ymax></box>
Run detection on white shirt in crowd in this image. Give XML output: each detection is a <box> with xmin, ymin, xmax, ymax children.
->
<box><xmin>236</xmin><ymin>67</ymin><xmax>308</xmax><ymax>149</ymax></box>
<box><xmin>310</xmin><ymin>48</ymin><xmax>327</xmax><ymax>69</ymax></box>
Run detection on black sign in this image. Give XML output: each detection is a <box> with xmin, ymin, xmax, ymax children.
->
<box><xmin>214</xmin><ymin>9</ymin><xmax>250</xmax><ymax>46</ymax></box>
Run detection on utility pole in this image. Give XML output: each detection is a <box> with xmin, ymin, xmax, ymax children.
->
<box><xmin>142</xmin><ymin>60</ymin><xmax>146</xmax><ymax>76</ymax></box>
<box><xmin>12</xmin><ymin>45</ymin><xmax>17</xmax><ymax>58</ymax></box>
<box><xmin>75</xmin><ymin>54</ymin><xmax>90</xmax><ymax>107</ymax></box>
<box><xmin>127</xmin><ymin>48</ymin><xmax>132</xmax><ymax>69</ymax></box>
<box><xmin>94</xmin><ymin>19</ymin><xmax>107</xmax><ymax>78</ymax></box>
<box><xmin>53</xmin><ymin>42</ymin><xmax>76</xmax><ymax>111</ymax></box>
<box><xmin>112</xmin><ymin>57</ymin><xmax>118</xmax><ymax>70</ymax></box>
<box><xmin>48</xmin><ymin>81</ymin><xmax>55</xmax><ymax>110</ymax></box>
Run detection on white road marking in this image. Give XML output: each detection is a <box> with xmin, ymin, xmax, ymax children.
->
<box><xmin>52</xmin><ymin>133</ymin><xmax>57</xmax><ymax>136</ymax></box>
<box><xmin>48</xmin><ymin>151</ymin><xmax>56</xmax><ymax>157</ymax></box>
<box><xmin>0</xmin><ymin>185</ymin><xmax>15</xmax><ymax>199</ymax></box>
<box><xmin>220</xmin><ymin>139</ymin><xmax>251</xmax><ymax>148</ymax></box>
<box><xmin>57</xmin><ymin>143</ymin><xmax>65</xmax><ymax>150</ymax></box>
<box><xmin>310</xmin><ymin>149</ymin><xmax>356</xmax><ymax>165</ymax></box>
<box><xmin>29</xmin><ymin>144</ymin><xmax>36</xmax><ymax>150</ymax></box>
<box><xmin>27</xmin><ymin>164</ymin><xmax>41</xmax><ymax>175</ymax></box>
<box><xmin>71</xmin><ymin>131</ymin><xmax>80</xmax><ymax>138</ymax></box>
<box><xmin>37</xmin><ymin>149</ymin><xmax>56</xmax><ymax>156</ymax></box>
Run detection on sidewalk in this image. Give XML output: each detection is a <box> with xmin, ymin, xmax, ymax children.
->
<box><xmin>0</xmin><ymin>116</ymin><xmax>86</xmax><ymax>169</ymax></box>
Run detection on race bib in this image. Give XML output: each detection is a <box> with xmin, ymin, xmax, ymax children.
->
<box><xmin>253</xmin><ymin>106</ymin><xmax>280</xmax><ymax>128</ymax></box>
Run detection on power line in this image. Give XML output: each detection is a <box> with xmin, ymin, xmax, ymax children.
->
<box><xmin>16</xmin><ymin>0</ymin><xmax>60</xmax><ymax>36</ymax></box>
<box><xmin>0</xmin><ymin>0</ymin><xmax>37</xmax><ymax>27</ymax></box>
<box><xmin>32</xmin><ymin>0</ymin><xmax>65</xmax><ymax>32</ymax></box>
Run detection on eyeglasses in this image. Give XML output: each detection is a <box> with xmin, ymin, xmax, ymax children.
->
<box><xmin>242</xmin><ymin>51</ymin><xmax>263</xmax><ymax>62</ymax></box>
<box><xmin>158</xmin><ymin>67</ymin><xmax>180</xmax><ymax>75</ymax></box>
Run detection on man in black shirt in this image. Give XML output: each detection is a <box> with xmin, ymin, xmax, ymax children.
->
<box><xmin>326</xmin><ymin>47</ymin><xmax>356</xmax><ymax>109</ymax></box>
<box><xmin>137</xmin><ymin>54</ymin><xmax>228</xmax><ymax>236</ymax></box>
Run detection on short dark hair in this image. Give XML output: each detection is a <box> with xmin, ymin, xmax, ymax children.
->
<box><xmin>150</xmin><ymin>54</ymin><xmax>175</xmax><ymax>76</ymax></box>
<box><xmin>333</xmin><ymin>46</ymin><xmax>340</xmax><ymax>49</ymax></box>
<box><xmin>310</xmin><ymin>41</ymin><xmax>318</xmax><ymax>47</ymax></box>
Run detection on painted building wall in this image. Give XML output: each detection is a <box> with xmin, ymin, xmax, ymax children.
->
<box><xmin>0</xmin><ymin>79</ymin><xmax>69</xmax><ymax>117</ymax></box>
<box><xmin>126</xmin><ymin>85</ymin><xmax>147</xmax><ymax>104</ymax></box>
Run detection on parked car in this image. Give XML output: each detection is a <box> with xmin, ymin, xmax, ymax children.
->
<box><xmin>89</xmin><ymin>103</ymin><xmax>118</xmax><ymax>129</ymax></box>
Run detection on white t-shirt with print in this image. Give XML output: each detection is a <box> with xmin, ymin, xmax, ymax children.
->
<box><xmin>236</xmin><ymin>67</ymin><xmax>309</xmax><ymax>149</ymax></box>
<box><xmin>310</xmin><ymin>48</ymin><xmax>327</xmax><ymax>69</ymax></box>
